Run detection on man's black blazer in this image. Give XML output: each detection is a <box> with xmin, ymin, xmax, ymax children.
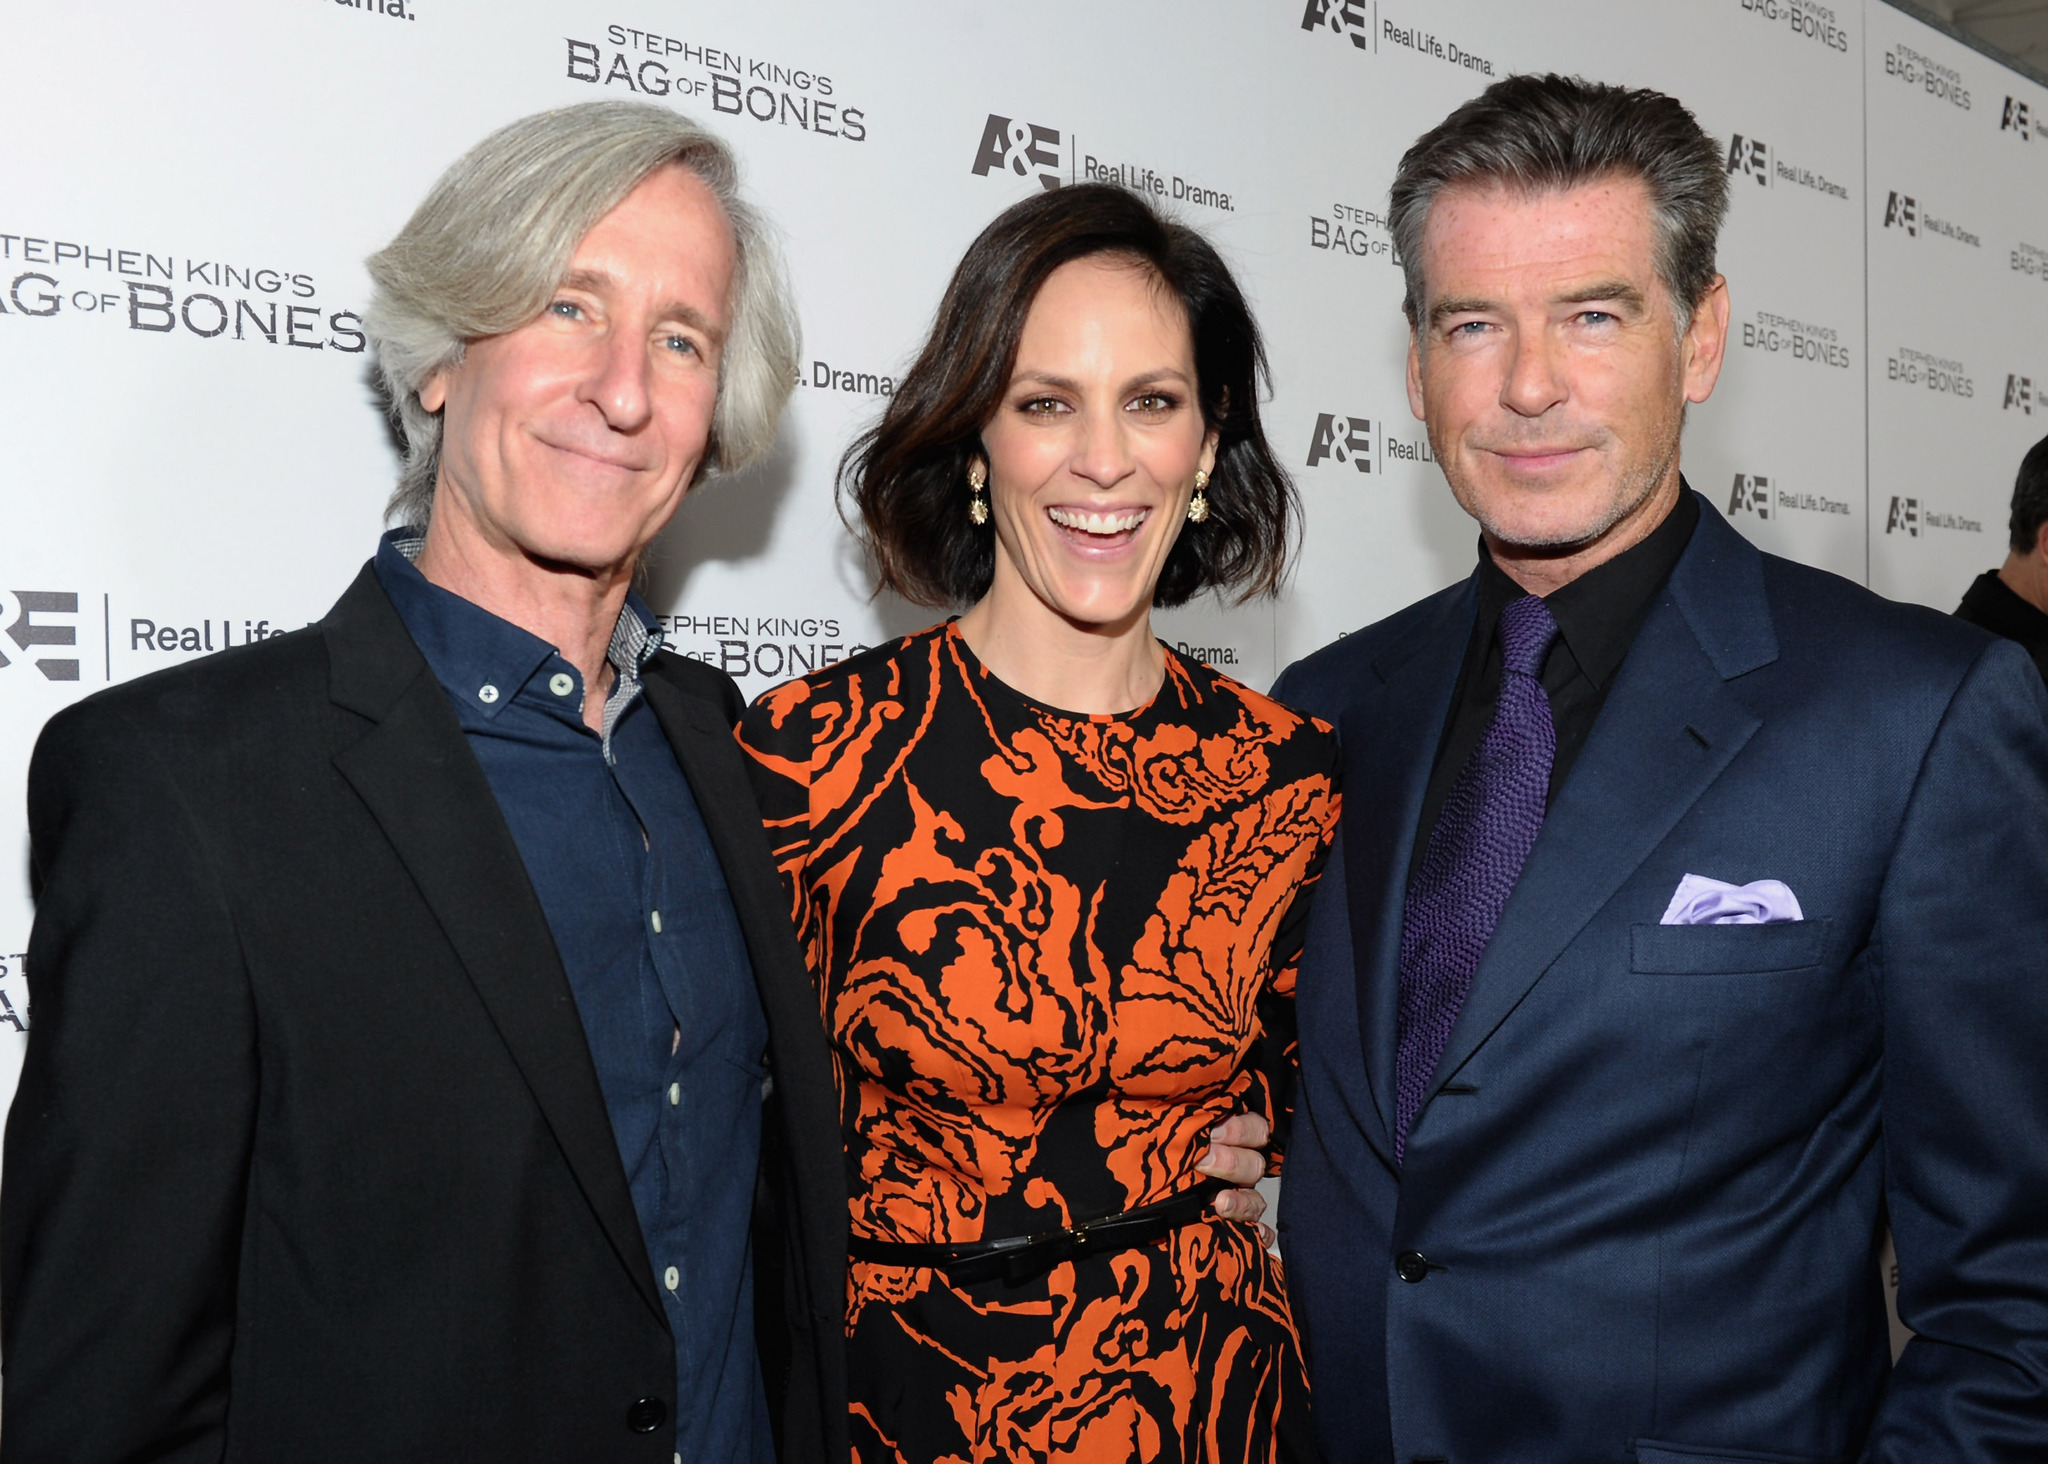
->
<box><xmin>1</xmin><ymin>564</ymin><xmax>849</xmax><ymax>1463</ymax></box>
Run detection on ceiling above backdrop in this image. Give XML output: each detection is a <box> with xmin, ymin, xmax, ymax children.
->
<box><xmin>1916</xmin><ymin>0</ymin><xmax>2048</xmax><ymax>76</ymax></box>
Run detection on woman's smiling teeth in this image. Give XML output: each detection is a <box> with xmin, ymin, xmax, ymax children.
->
<box><xmin>1047</xmin><ymin>505</ymin><xmax>1151</xmax><ymax>536</ymax></box>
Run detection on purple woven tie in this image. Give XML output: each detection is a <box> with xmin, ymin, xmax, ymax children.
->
<box><xmin>1394</xmin><ymin>593</ymin><xmax>1559</xmax><ymax>1163</ymax></box>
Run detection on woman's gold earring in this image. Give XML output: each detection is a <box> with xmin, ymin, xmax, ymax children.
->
<box><xmin>1187</xmin><ymin>469</ymin><xmax>1211</xmax><ymax>524</ymax></box>
<box><xmin>968</xmin><ymin>461</ymin><xmax>990</xmax><ymax>526</ymax></box>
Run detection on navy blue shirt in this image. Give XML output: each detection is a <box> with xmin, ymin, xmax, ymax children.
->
<box><xmin>376</xmin><ymin>532</ymin><xmax>773</xmax><ymax>1464</ymax></box>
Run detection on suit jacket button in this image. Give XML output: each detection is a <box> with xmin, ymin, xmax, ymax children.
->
<box><xmin>626</xmin><ymin>1397</ymin><xmax>668</xmax><ymax>1433</ymax></box>
<box><xmin>1396</xmin><ymin>1250</ymin><xmax>1432</xmax><ymax>1283</ymax></box>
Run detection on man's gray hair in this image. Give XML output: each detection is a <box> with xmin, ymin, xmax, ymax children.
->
<box><xmin>1390</xmin><ymin>74</ymin><xmax>1730</xmax><ymax>327</ymax></box>
<box><xmin>364</xmin><ymin>100</ymin><xmax>799</xmax><ymax>528</ymax></box>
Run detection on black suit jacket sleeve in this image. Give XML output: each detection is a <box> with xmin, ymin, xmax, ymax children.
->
<box><xmin>4</xmin><ymin>698</ymin><xmax>256</xmax><ymax>1463</ymax></box>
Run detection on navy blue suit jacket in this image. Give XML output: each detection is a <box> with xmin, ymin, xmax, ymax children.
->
<box><xmin>1272</xmin><ymin>495</ymin><xmax>2048</xmax><ymax>1463</ymax></box>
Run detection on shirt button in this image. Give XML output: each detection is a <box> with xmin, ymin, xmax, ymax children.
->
<box><xmin>669</xmin><ymin>1082</ymin><xmax>681</xmax><ymax>1106</ymax></box>
<box><xmin>1396</xmin><ymin>1250</ymin><xmax>1433</xmax><ymax>1283</ymax></box>
<box><xmin>663</xmin><ymin>1265</ymin><xmax>679</xmax><ymax>1291</ymax></box>
<box><xmin>477</xmin><ymin>684</ymin><xmax>499</xmax><ymax>704</ymax></box>
<box><xmin>549</xmin><ymin>672</ymin><xmax>575</xmax><ymax>697</ymax></box>
<box><xmin>650</xmin><ymin>910</ymin><xmax>663</xmax><ymax>933</ymax></box>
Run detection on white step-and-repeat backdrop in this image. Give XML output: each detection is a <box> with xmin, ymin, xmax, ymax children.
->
<box><xmin>2</xmin><ymin>4</ymin><xmax>2044</xmax><ymax>1228</ymax></box>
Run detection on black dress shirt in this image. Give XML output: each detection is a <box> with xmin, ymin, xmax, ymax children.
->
<box><xmin>1955</xmin><ymin>569</ymin><xmax>2048</xmax><ymax>687</ymax></box>
<box><xmin>1410</xmin><ymin>489</ymin><xmax>1700</xmax><ymax>881</ymax></box>
<box><xmin>375</xmin><ymin>532</ymin><xmax>773</xmax><ymax>1464</ymax></box>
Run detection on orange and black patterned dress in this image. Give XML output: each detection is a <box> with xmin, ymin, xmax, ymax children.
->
<box><xmin>737</xmin><ymin>622</ymin><xmax>1339</xmax><ymax>1464</ymax></box>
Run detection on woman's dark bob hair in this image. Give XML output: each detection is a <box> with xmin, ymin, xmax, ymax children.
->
<box><xmin>842</xmin><ymin>183</ymin><xmax>1296</xmax><ymax>609</ymax></box>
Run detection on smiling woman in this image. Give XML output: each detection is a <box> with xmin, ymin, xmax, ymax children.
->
<box><xmin>846</xmin><ymin>184</ymin><xmax>1294</xmax><ymax>627</ymax></box>
<box><xmin>739</xmin><ymin>185</ymin><xmax>1337</xmax><ymax>1463</ymax></box>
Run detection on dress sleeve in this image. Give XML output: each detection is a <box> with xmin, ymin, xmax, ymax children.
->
<box><xmin>1266</xmin><ymin>792</ymin><xmax>1341</xmax><ymax>999</ymax></box>
<box><xmin>735</xmin><ymin>682</ymin><xmax>817</xmax><ymax>938</ymax></box>
<box><xmin>1253</xmin><ymin>722</ymin><xmax>1343</xmax><ymax>1170</ymax></box>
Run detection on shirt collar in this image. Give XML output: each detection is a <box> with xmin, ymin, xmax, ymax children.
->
<box><xmin>596</xmin><ymin>583</ymin><xmax>663</xmax><ymax>753</ymax></box>
<box><xmin>1473</xmin><ymin>484</ymin><xmax>1700</xmax><ymax>689</ymax></box>
<box><xmin>372</xmin><ymin>529</ymin><xmax>665</xmax><ymax>758</ymax></box>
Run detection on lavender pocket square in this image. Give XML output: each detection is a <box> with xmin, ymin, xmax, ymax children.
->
<box><xmin>1660</xmin><ymin>873</ymin><xmax>1804</xmax><ymax>926</ymax></box>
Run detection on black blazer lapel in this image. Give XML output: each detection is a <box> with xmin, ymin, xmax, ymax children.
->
<box><xmin>1426</xmin><ymin>501</ymin><xmax>1778</xmax><ymax>1097</ymax></box>
<box><xmin>320</xmin><ymin>566</ymin><xmax>664</xmax><ymax>1320</ymax></box>
<box><xmin>1339</xmin><ymin>580</ymin><xmax>1475</xmax><ymax>1148</ymax></box>
<box><xmin>639</xmin><ymin>659</ymin><xmax>852</xmax><ymax>1459</ymax></box>
<box><xmin>638</xmin><ymin>663</ymin><xmax>847</xmax><ymax>1261</ymax></box>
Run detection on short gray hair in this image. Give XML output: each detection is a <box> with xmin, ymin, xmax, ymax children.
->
<box><xmin>1390</xmin><ymin>74</ymin><xmax>1729</xmax><ymax>327</ymax></box>
<box><xmin>364</xmin><ymin>100</ymin><xmax>799</xmax><ymax>528</ymax></box>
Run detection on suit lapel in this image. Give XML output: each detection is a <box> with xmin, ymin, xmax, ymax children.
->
<box><xmin>638</xmin><ymin>669</ymin><xmax>786</xmax><ymax>943</ymax></box>
<box><xmin>638</xmin><ymin>663</ymin><xmax>849</xmax><ymax>1274</ymax></box>
<box><xmin>322</xmin><ymin>567</ymin><xmax>664</xmax><ymax>1320</ymax></box>
<box><xmin>1339</xmin><ymin>581</ymin><xmax>1475</xmax><ymax>1145</ymax></box>
<box><xmin>638</xmin><ymin>664</ymin><xmax>834</xmax><ymax>1073</ymax></box>
<box><xmin>1425</xmin><ymin>502</ymin><xmax>1777</xmax><ymax>1096</ymax></box>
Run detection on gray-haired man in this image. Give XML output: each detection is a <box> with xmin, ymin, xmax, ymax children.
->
<box><xmin>2</xmin><ymin>101</ymin><xmax>844</xmax><ymax>1464</ymax></box>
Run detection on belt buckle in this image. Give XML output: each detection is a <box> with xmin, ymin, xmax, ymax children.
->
<box><xmin>949</xmin><ymin>1188</ymin><xmax>1199</xmax><ymax>1289</ymax></box>
<box><xmin>1067</xmin><ymin>1216</ymin><xmax>1099</xmax><ymax>1256</ymax></box>
<box><xmin>980</xmin><ymin>1218</ymin><xmax>1082</xmax><ymax>1287</ymax></box>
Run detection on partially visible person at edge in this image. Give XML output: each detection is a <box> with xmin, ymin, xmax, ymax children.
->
<box><xmin>3</xmin><ymin>101</ymin><xmax>849</xmax><ymax>1463</ymax></box>
<box><xmin>1272</xmin><ymin>74</ymin><xmax>2048</xmax><ymax>1463</ymax></box>
<box><xmin>736</xmin><ymin>183</ymin><xmax>1336</xmax><ymax>1462</ymax></box>
<box><xmin>1955</xmin><ymin>429</ymin><xmax>2048</xmax><ymax>685</ymax></box>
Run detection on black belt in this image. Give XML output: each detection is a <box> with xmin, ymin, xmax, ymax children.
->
<box><xmin>848</xmin><ymin>1178</ymin><xmax>1229</xmax><ymax>1287</ymax></box>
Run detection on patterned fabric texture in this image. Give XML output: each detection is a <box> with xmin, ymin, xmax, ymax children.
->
<box><xmin>1394</xmin><ymin>593</ymin><xmax>1559</xmax><ymax>1161</ymax></box>
<box><xmin>738</xmin><ymin>622</ymin><xmax>1340</xmax><ymax>1464</ymax></box>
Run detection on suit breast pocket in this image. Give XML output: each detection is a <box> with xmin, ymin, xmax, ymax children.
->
<box><xmin>1629</xmin><ymin>918</ymin><xmax>1833</xmax><ymax>975</ymax></box>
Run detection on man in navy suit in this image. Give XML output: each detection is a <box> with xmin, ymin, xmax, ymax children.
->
<box><xmin>1273</xmin><ymin>74</ymin><xmax>2048</xmax><ymax>1463</ymax></box>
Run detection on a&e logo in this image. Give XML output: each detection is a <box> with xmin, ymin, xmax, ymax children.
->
<box><xmin>2006</xmin><ymin>374</ymin><xmax>2036</xmax><ymax>414</ymax></box>
<box><xmin>0</xmin><ymin>589</ymin><xmax>81</xmax><ymax>681</ymax></box>
<box><xmin>1306</xmin><ymin>414</ymin><xmax>1373</xmax><ymax>472</ymax></box>
<box><xmin>2001</xmin><ymin>96</ymin><xmax>2033</xmax><ymax>140</ymax></box>
<box><xmin>1886</xmin><ymin>497</ymin><xmax>1921</xmax><ymax>536</ymax></box>
<box><xmin>971</xmin><ymin>115</ymin><xmax>1064</xmax><ymax>191</ymax></box>
<box><xmin>1299</xmin><ymin>0</ymin><xmax>1370</xmax><ymax>47</ymax></box>
<box><xmin>1727</xmin><ymin>473</ymin><xmax>1772</xmax><ymax>520</ymax></box>
<box><xmin>1883</xmin><ymin>191</ymin><xmax>1918</xmax><ymax>236</ymax></box>
<box><xmin>1726</xmin><ymin>134</ymin><xmax>1771</xmax><ymax>187</ymax></box>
